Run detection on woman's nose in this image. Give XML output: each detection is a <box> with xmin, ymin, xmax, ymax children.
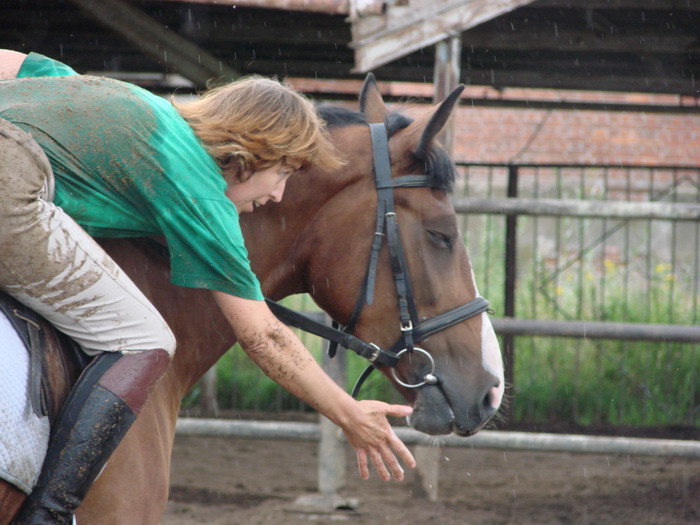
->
<box><xmin>270</xmin><ymin>179</ymin><xmax>287</xmax><ymax>202</ymax></box>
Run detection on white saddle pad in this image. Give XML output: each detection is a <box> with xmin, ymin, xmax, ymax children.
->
<box><xmin>0</xmin><ymin>311</ymin><xmax>50</xmax><ymax>494</ymax></box>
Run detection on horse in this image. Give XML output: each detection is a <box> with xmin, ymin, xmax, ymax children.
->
<box><xmin>0</xmin><ymin>75</ymin><xmax>504</xmax><ymax>524</ymax></box>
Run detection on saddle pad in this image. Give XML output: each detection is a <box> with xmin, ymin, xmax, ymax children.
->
<box><xmin>0</xmin><ymin>310</ymin><xmax>49</xmax><ymax>494</ymax></box>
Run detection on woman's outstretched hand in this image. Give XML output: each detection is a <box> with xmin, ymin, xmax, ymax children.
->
<box><xmin>211</xmin><ymin>293</ymin><xmax>416</xmax><ymax>482</ymax></box>
<box><xmin>341</xmin><ymin>400</ymin><xmax>416</xmax><ymax>481</ymax></box>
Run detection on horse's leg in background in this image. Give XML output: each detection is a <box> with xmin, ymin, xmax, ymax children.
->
<box><xmin>0</xmin><ymin>482</ymin><xmax>25</xmax><ymax>525</ymax></box>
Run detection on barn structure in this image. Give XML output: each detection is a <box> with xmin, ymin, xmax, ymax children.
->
<box><xmin>4</xmin><ymin>0</ymin><xmax>700</xmax><ymax>96</ymax></box>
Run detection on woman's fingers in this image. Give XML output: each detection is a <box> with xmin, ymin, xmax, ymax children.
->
<box><xmin>384</xmin><ymin>403</ymin><xmax>413</xmax><ymax>419</ymax></box>
<box><xmin>355</xmin><ymin>434</ymin><xmax>415</xmax><ymax>481</ymax></box>
<box><xmin>389</xmin><ymin>429</ymin><xmax>416</xmax><ymax>469</ymax></box>
<box><xmin>356</xmin><ymin>448</ymin><xmax>370</xmax><ymax>480</ymax></box>
<box><xmin>369</xmin><ymin>448</ymin><xmax>391</xmax><ymax>481</ymax></box>
<box><xmin>379</xmin><ymin>444</ymin><xmax>405</xmax><ymax>481</ymax></box>
<box><xmin>347</xmin><ymin>400</ymin><xmax>417</xmax><ymax>481</ymax></box>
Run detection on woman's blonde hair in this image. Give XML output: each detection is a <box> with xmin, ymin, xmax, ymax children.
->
<box><xmin>173</xmin><ymin>76</ymin><xmax>343</xmax><ymax>181</ymax></box>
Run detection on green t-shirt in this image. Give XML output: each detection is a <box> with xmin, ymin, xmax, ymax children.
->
<box><xmin>1</xmin><ymin>53</ymin><xmax>263</xmax><ymax>300</ymax></box>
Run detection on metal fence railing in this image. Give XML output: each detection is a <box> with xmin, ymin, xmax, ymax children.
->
<box><xmin>455</xmin><ymin>163</ymin><xmax>700</xmax><ymax>424</ymax></box>
<box><xmin>456</xmin><ymin>163</ymin><xmax>700</xmax><ymax>324</ymax></box>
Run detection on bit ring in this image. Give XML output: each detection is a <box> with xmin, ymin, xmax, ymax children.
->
<box><xmin>390</xmin><ymin>347</ymin><xmax>438</xmax><ymax>389</ymax></box>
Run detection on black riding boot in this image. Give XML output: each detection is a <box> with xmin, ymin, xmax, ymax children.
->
<box><xmin>13</xmin><ymin>350</ymin><xmax>170</xmax><ymax>525</ymax></box>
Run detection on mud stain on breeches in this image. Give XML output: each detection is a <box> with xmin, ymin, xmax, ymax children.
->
<box><xmin>0</xmin><ymin>118</ymin><xmax>176</xmax><ymax>354</ymax></box>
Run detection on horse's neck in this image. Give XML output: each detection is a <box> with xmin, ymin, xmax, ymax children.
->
<box><xmin>241</xmin><ymin>168</ymin><xmax>350</xmax><ymax>298</ymax></box>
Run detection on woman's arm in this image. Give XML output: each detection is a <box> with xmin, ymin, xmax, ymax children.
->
<box><xmin>211</xmin><ymin>290</ymin><xmax>416</xmax><ymax>481</ymax></box>
<box><xmin>0</xmin><ymin>50</ymin><xmax>27</xmax><ymax>80</ymax></box>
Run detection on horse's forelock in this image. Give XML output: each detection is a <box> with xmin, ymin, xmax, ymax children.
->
<box><xmin>414</xmin><ymin>147</ymin><xmax>455</xmax><ymax>192</ymax></box>
<box><xmin>316</xmin><ymin>105</ymin><xmax>366</xmax><ymax>128</ymax></box>
<box><xmin>316</xmin><ymin>104</ymin><xmax>455</xmax><ymax>192</ymax></box>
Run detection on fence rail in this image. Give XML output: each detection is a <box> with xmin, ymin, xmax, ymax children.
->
<box><xmin>175</xmin><ymin>418</ymin><xmax>700</xmax><ymax>459</ymax></box>
<box><xmin>491</xmin><ymin>317</ymin><xmax>700</xmax><ymax>343</ymax></box>
<box><xmin>453</xmin><ymin>197</ymin><xmax>700</xmax><ymax>221</ymax></box>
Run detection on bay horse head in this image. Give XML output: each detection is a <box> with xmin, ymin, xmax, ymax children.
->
<box><xmin>241</xmin><ymin>75</ymin><xmax>504</xmax><ymax>437</ymax></box>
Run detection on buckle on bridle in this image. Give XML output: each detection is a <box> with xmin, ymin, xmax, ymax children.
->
<box><xmin>390</xmin><ymin>347</ymin><xmax>438</xmax><ymax>389</ymax></box>
<box><xmin>368</xmin><ymin>343</ymin><xmax>381</xmax><ymax>363</ymax></box>
<box><xmin>400</xmin><ymin>320</ymin><xmax>413</xmax><ymax>332</ymax></box>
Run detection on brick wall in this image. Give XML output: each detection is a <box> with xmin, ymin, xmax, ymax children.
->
<box><xmin>452</xmin><ymin>106</ymin><xmax>700</xmax><ymax>166</ymax></box>
<box><xmin>291</xmin><ymin>78</ymin><xmax>700</xmax><ymax>167</ymax></box>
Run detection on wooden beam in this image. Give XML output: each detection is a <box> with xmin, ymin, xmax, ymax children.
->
<box><xmin>228</xmin><ymin>56</ymin><xmax>699</xmax><ymax>96</ymax></box>
<box><xmin>460</xmin><ymin>25</ymin><xmax>699</xmax><ymax>54</ymax></box>
<box><xmin>291</xmin><ymin>84</ymin><xmax>700</xmax><ymax>114</ymax></box>
<box><xmin>66</xmin><ymin>0</ymin><xmax>239</xmax><ymax>87</ymax></box>
<box><xmin>434</xmin><ymin>34</ymin><xmax>462</xmax><ymax>151</ymax></box>
<box><xmin>457</xmin><ymin>68</ymin><xmax>700</xmax><ymax>96</ymax></box>
<box><xmin>155</xmin><ymin>0</ymin><xmax>386</xmax><ymax>15</ymax></box>
<box><xmin>350</xmin><ymin>0</ymin><xmax>537</xmax><ymax>72</ymax></box>
<box><xmin>452</xmin><ymin>197</ymin><xmax>700</xmax><ymax>221</ymax></box>
<box><xmin>531</xmin><ymin>0</ymin><xmax>700</xmax><ymax>11</ymax></box>
<box><xmin>410</xmin><ymin>34</ymin><xmax>464</xmax><ymax>503</ymax></box>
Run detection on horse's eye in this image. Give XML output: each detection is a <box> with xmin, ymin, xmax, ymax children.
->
<box><xmin>427</xmin><ymin>229</ymin><xmax>453</xmax><ymax>250</ymax></box>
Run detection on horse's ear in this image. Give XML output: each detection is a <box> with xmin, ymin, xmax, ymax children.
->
<box><xmin>414</xmin><ymin>84</ymin><xmax>465</xmax><ymax>156</ymax></box>
<box><xmin>388</xmin><ymin>84</ymin><xmax>464</xmax><ymax>162</ymax></box>
<box><xmin>359</xmin><ymin>73</ymin><xmax>388</xmax><ymax>124</ymax></box>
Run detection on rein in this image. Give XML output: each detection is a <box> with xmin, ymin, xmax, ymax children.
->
<box><xmin>268</xmin><ymin>123</ymin><xmax>490</xmax><ymax>397</ymax></box>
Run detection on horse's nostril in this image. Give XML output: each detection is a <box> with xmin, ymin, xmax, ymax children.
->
<box><xmin>483</xmin><ymin>385</ymin><xmax>503</xmax><ymax>412</ymax></box>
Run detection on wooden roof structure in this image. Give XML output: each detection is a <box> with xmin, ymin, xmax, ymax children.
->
<box><xmin>4</xmin><ymin>0</ymin><xmax>700</xmax><ymax>98</ymax></box>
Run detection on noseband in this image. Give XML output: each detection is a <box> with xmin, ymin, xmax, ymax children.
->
<box><xmin>267</xmin><ymin>123</ymin><xmax>490</xmax><ymax>397</ymax></box>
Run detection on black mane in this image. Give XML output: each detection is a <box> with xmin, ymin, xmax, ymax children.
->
<box><xmin>316</xmin><ymin>104</ymin><xmax>455</xmax><ymax>192</ymax></box>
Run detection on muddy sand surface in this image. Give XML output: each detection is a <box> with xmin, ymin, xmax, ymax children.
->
<box><xmin>164</xmin><ymin>424</ymin><xmax>699</xmax><ymax>525</ymax></box>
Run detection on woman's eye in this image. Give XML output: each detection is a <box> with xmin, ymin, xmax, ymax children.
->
<box><xmin>427</xmin><ymin>230</ymin><xmax>453</xmax><ymax>249</ymax></box>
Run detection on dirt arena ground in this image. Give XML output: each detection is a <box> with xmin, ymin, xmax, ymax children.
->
<box><xmin>164</xmin><ymin>422</ymin><xmax>699</xmax><ymax>525</ymax></box>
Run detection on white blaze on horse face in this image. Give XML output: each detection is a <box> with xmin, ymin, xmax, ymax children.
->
<box><xmin>481</xmin><ymin>313</ymin><xmax>505</xmax><ymax>408</ymax></box>
<box><xmin>469</xmin><ymin>267</ymin><xmax>505</xmax><ymax>409</ymax></box>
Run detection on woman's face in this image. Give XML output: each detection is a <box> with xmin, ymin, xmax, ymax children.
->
<box><xmin>225</xmin><ymin>160</ymin><xmax>301</xmax><ymax>213</ymax></box>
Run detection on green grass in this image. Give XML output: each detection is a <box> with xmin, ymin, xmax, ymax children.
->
<box><xmin>468</xmin><ymin>215</ymin><xmax>699</xmax><ymax>427</ymax></box>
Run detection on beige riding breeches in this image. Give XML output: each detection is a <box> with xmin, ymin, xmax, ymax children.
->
<box><xmin>0</xmin><ymin>118</ymin><xmax>176</xmax><ymax>355</ymax></box>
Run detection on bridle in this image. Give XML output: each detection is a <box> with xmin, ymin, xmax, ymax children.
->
<box><xmin>267</xmin><ymin>122</ymin><xmax>490</xmax><ymax>397</ymax></box>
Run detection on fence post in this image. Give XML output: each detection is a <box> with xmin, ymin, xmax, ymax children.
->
<box><xmin>199</xmin><ymin>365</ymin><xmax>219</xmax><ymax>416</ymax></box>
<box><xmin>503</xmin><ymin>165</ymin><xmax>519</xmax><ymax>422</ymax></box>
<box><xmin>318</xmin><ymin>331</ymin><xmax>347</xmax><ymax>495</ymax></box>
<box><xmin>295</xmin><ymin>315</ymin><xmax>357</xmax><ymax>510</ymax></box>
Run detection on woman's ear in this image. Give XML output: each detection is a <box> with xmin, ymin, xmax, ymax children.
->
<box><xmin>220</xmin><ymin>155</ymin><xmax>250</xmax><ymax>184</ymax></box>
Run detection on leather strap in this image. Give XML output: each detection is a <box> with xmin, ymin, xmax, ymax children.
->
<box><xmin>0</xmin><ymin>291</ymin><xmax>49</xmax><ymax>417</ymax></box>
<box><xmin>265</xmin><ymin>300</ymin><xmax>399</xmax><ymax>367</ymax></box>
<box><xmin>351</xmin><ymin>295</ymin><xmax>491</xmax><ymax>397</ymax></box>
<box><xmin>388</xmin><ymin>296</ymin><xmax>491</xmax><ymax>353</ymax></box>
<box><xmin>368</xmin><ymin>123</ymin><xmax>419</xmax><ymax>351</ymax></box>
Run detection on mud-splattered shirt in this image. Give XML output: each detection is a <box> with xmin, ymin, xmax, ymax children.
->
<box><xmin>0</xmin><ymin>53</ymin><xmax>263</xmax><ymax>300</ymax></box>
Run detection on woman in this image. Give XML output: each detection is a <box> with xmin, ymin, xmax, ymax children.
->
<box><xmin>0</xmin><ymin>51</ymin><xmax>415</xmax><ymax>524</ymax></box>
